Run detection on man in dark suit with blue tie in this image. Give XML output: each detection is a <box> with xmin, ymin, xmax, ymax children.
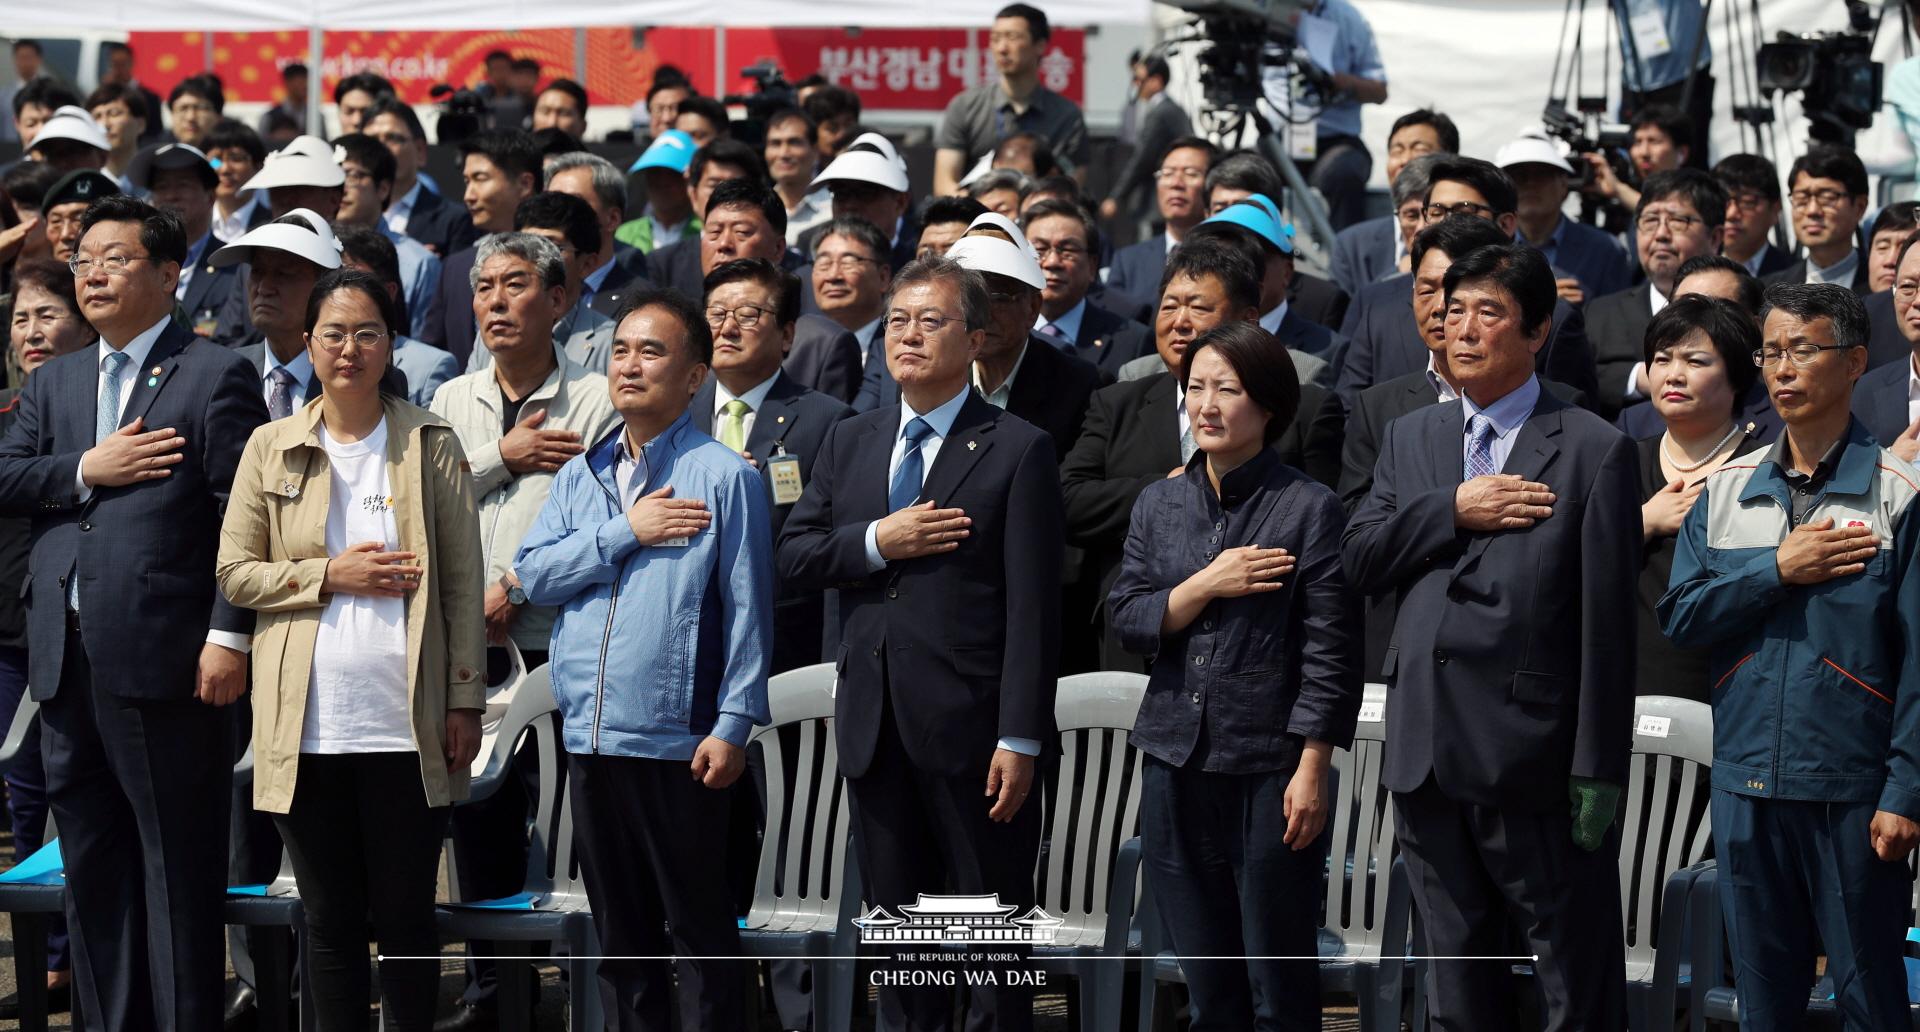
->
<box><xmin>778</xmin><ymin>256</ymin><xmax>1061</xmax><ymax>1032</ymax></box>
<box><xmin>1343</xmin><ymin>243</ymin><xmax>1638</xmax><ymax>1030</ymax></box>
<box><xmin>0</xmin><ymin>196</ymin><xmax>270</xmax><ymax>1032</ymax></box>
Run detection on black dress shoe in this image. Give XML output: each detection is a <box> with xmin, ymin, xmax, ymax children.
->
<box><xmin>433</xmin><ymin>1000</ymin><xmax>495</xmax><ymax>1032</ymax></box>
<box><xmin>223</xmin><ymin>984</ymin><xmax>259</xmax><ymax>1030</ymax></box>
<box><xmin>0</xmin><ymin>982</ymin><xmax>73</xmax><ymax>1020</ymax></box>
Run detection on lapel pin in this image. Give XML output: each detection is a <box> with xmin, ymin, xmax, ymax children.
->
<box><xmin>145</xmin><ymin>377</ymin><xmax>158</xmax><ymax>387</ymax></box>
<box><xmin>149</xmin><ymin>366</ymin><xmax>162</xmax><ymax>376</ymax></box>
<box><xmin>967</xmin><ymin>440</ymin><xmax>977</xmax><ymax>451</ymax></box>
<box><xmin>281</xmin><ymin>480</ymin><xmax>299</xmax><ymax>498</ymax></box>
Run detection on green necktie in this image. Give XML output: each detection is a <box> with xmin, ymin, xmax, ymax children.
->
<box><xmin>718</xmin><ymin>398</ymin><xmax>751</xmax><ymax>453</ymax></box>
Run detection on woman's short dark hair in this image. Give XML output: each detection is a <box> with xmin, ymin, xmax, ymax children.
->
<box><xmin>704</xmin><ymin>258</ymin><xmax>801</xmax><ymax>329</ymax></box>
<box><xmin>614</xmin><ymin>288</ymin><xmax>715</xmax><ymax>366</ymax></box>
<box><xmin>1441</xmin><ymin>244</ymin><xmax>1556</xmax><ymax>338</ymax></box>
<box><xmin>1178</xmin><ymin>320</ymin><xmax>1301</xmax><ymax>445</ymax></box>
<box><xmin>1672</xmin><ymin>255</ymin><xmax>1765</xmax><ymax>313</ymax></box>
<box><xmin>1642</xmin><ymin>295</ymin><xmax>1762</xmax><ymax>418</ymax></box>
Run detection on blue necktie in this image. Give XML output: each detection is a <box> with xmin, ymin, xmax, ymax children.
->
<box><xmin>1464</xmin><ymin>413</ymin><xmax>1496</xmax><ymax>480</ymax></box>
<box><xmin>889</xmin><ymin>417</ymin><xmax>934</xmax><ymax>513</ymax></box>
<box><xmin>73</xmin><ymin>351</ymin><xmax>131</xmax><ymax>612</ymax></box>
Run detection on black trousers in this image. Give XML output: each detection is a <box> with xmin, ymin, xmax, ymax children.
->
<box><xmin>273</xmin><ymin>751</ymin><xmax>450</xmax><ymax>1032</ymax></box>
<box><xmin>1139</xmin><ymin>757</ymin><xmax>1324</xmax><ymax>1032</ymax></box>
<box><xmin>847</xmin><ymin>696</ymin><xmax>1043</xmax><ymax>1032</ymax></box>
<box><xmin>41</xmin><ymin>622</ymin><xmax>232</xmax><ymax>1032</ymax></box>
<box><xmin>1393</xmin><ymin>776</ymin><xmax>1627</xmax><ymax>1032</ymax></box>
<box><xmin>569</xmin><ymin>752</ymin><xmax>746</xmax><ymax>1032</ymax></box>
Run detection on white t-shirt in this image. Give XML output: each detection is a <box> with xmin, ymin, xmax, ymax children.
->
<box><xmin>303</xmin><ymin>419</ymin><xmax>415</xmax><ymax>754</ymax></box>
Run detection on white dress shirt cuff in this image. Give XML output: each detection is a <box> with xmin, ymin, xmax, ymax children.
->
<box><xmin>72</xmin><ymin>456</ymin><xmax>90</xmax><ymax>503</ymax></box>
<box><xmin>206</xmin><ymin>630</ymin><xmax>252</xmax><ymax>654</ymax></box>
<box><xmin>997</xmin><ymin>737</ymin><xmax>1042</xmax><ymax>757</ymax></box>
<box><xmin>863</xmin><ymin>521</ymin><xmax>887</xmax><ymax>572</ymax></box>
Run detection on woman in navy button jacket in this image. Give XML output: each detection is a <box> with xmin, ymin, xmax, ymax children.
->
<box><xmin>1108</xmin><ymin>321</ymin><xmax>1361</xmax><ymax>1030</ymax></box>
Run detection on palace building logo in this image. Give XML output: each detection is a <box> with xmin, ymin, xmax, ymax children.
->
<box><xmin>853</xmin><ymin>893</ymin><xmax>1065</xmax><ymax>946</ymax></box>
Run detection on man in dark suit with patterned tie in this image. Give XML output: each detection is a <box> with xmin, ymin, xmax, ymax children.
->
<box><xmin>1022</xmin><ymin>200</ymin><xmax>1151</xmax><ymax>377</ymax></box>
<box><xmin>778</xmin><ymin>256</ymin><xmax>1061</xmax><ymax>1032</ymax></box>
<box><xmin>1343</xmin><ymin>243</ymin><xmax>1637</xmax><ymax>1030</ymax></box>
<box><xmin>0</xmin><ymin>196</ymin><xmax>270</xmax><ymax>1031</ymax></box>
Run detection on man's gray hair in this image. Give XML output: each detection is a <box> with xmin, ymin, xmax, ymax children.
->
<box><xmin>967</xmin><ymin>168</ymin><xmax>1033</xmax><ymax>201</ymax></box>
<box><xmin>885</xmin><ymin>256</ymin><xmax>991</xmax><ymax>332</ymax></box>
<box><xmin>470</xmin><ymin>232</ymin><xmax>567</xmax><ymax>292</ymax></box>
<box><xmin>1760</xmin><ymin>281</ymin><xmax>1870</xmax><ymax>351</ymax></box>
<box><xmin>1391</xmin><ymin>153</ymin><xmax>1445</xmax><ymax>208</ymax></box>
<box><xmin>543</xmin><ymin>151</ymin><xmax>626</xmax><ymax>218</ymax></box>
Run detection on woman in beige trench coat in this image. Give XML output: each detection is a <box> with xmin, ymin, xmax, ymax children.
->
<box><xmin>216</xmin><ymin>268</ymin><xmax>486</xmax><ymax>1032</ymax></box>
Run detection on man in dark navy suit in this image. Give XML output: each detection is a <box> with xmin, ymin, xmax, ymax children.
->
<box><xmin>1104</xmin><ymin>136</ymin><xmax>1216</xmax><ymax>303</ymax></box>
<box><xmin>1343</xmin><ymin>243</ymin><xmax>1637</xmax><ymax>1031</ymax></box>
<box><xmin>1329</xmin><ymin>110</ymin><xmax>1456</xmax><ymax>297</ymax></box>
<box><xmin>0</xmin><ymin>196</ymin><xmax>270</xmax><ymax>1032</ymax></box>
<box><xmin>778</xmin><ymin>256</ymin><xmax>1061</xmax><ymax>1032</ymax></box>
<box><xmin>1497</xmin><ymin>134</ymin><xmax>1631</xmax><ymax>304</ymax></box>
<box><xmin>1021</xmin><ymin>200</ymin><xmax>1151</xmax><ymax>376</ymax></box>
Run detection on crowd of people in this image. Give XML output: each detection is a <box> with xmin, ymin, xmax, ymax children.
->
<box><xmin>1</xmin><ymin>1</ymin><xmax>1919</xmax><ymax>1030</ymax></box>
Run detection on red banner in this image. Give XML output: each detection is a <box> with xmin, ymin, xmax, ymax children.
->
<box><xmin>128</xmin><ymin>26</ymin><xmax>1083</xmax><ymax>112</ymax></box>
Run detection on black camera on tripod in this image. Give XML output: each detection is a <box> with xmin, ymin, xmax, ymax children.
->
<box><xmin>721</xmin><ymin>61</ymin><xmax>798</xmax><ymax>147</ymax></box>
<box><xmin>1756</xmin><ymin>0</ymin><xmax>1883</xmax><ymax>144</ymax></box>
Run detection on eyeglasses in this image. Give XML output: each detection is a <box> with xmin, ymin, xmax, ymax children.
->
<box><xmin>1727</xmin><ymin>192</ymin><xmax>1774</xmax><ymax>214</ymax></box>
<box><xmin>68</xmin><ymin>254</ymin><xmax>153</xmax><ymax>277</ymax></box>
<box><xmin>1031</xmin><ymin>243</ymin><xmax>1087</xmax><ymax>262</ymax></box>
<box><xmin>814</xmin><ymin>254</ymin><xmax>879</xmax><ymax>275</ymax></box>
<box><xmin>1789</xmin><ymin>188</ymin><xmax>1853</xmax><ymax>211</ymax></box>
<box><xmin>311</xmin><ymin>329</ymin><xmax>389</xmax><ymax>353</ymax></box>
<box><xmin>1155</xmin><ymin>167</ymin><xmax>1207</xmax><ymax>183</ymax></box>
<box><xmin>1423</xmin><ymin>202</ymin><xmax>1495</xmax><ymax>221</ymax></box>
<box><xmin>986</xmin><ymin>291</ymin><xmax>1023</xmax><ymax>305</ymax></box>
<box><xmin>706</xmin><ymin>304</ymin><xmax>772</xmax><ymax>329</ymax></box>
<box><xmin>1636</xmin><ymin>212</ymin><xmax>1705</xmax><ymax>234</ymax></box>
<box><xmin>1751</xmin><ymin>344</ymin><xmax>1854</xmax><ymax>367</ymax></box>
<box><xmin>885</xmin><ymin>312</ymin><xmax>961</xmax><ymax>335</ymax></box>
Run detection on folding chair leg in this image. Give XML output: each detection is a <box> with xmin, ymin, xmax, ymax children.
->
<box><xmin>13</xmin><ymin>911</ymin><xmax>48</xmax><ymax>1032</ymax></box>
<box><xmin>295</xmin><ymin>906</ymin><xmax>316</xmax><ymax>1032</ymax></box>
<box><xmin>565</xmin><ymin>922</ymin><xmax>603</xmax><ymax>1032</ymax></box>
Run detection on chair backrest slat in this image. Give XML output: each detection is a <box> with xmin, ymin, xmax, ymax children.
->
<box><xmin>1039</xmin><ymin>673</ymin><xmax>1149</xmax><ymax>941</ymax></box>
<box><xmin>748</xmin><ymin>664</ymin><xmax>852</xmax><ymax>925</ymax></box>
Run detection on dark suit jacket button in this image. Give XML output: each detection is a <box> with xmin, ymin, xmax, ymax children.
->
<box><xmin>78</xmin><ymin>521</ymin><xmax>91</xmax><ymax>532</ymax></box>
<box><xmin>1434</xmin><ymin>649</ymin><xmax>1448</xmax><ymax>664</ymax></box>
<box><xmin>886</xmin><ymin>587</ymin><xmax>898</xmax><ymax>599</ymax></box>
<box><xmin>872</xmin><ymin>646</ymin><xmax>881</xmax><ymax>657</ymax></box>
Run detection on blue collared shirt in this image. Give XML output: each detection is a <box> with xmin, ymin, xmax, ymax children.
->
<box><xmin>1518</xmin><ymin>217</ymin><xmax>1569</xmax><ymax>270</ymax></box>
<box><xmin>580</xmin><ymin>257</ymin><xmax>616</xmax><ymax>311</ymax></box>
<box><xmin>1263</xmin><ymin>0</ymin><xmax>1386</xmax><ymax>139</ymax></box>
<box><xmin>1461</xmin><ymin>375</ymin><xmax>1542</xmax><ymax>474</ymax></box>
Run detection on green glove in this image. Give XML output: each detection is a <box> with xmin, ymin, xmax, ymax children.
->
<box><xmin>1568</xmin><ymin>776</ymin><xmax>1622</xmax><ymax>852</ymax></box>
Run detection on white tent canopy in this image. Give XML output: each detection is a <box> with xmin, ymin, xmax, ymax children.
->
<box><xmin>6</xmin><ymin>0</ymin><xmax>1151</xmax><ymax>31</ymax></box>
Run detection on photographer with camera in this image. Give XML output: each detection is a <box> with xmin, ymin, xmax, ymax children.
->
<box><xmin>1583</xmin><ymin>104</ymin><xmax>1692</xmax><ymax>214</ymax></box>
<box><xmin>1258</xmin><ymin>0</ymin><xmax>1389</xmax><ymax>232</ymax></box>
<box><xmin>1614</xmin><ymin>0</ymin><xmax>1714</xmax><ymax>162</ymax></box>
